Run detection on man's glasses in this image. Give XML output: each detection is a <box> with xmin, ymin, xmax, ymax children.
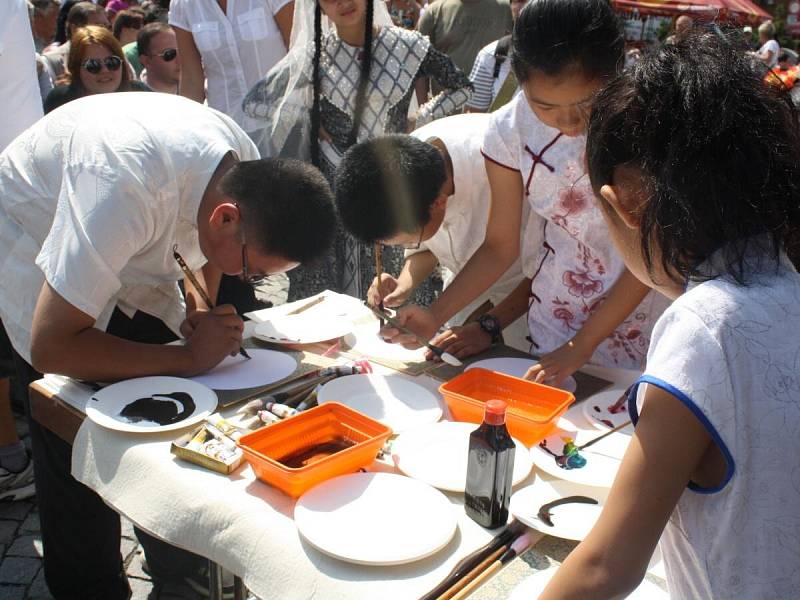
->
<box><xmin>81</xmin><ymin>55</ymin><xmax>122</xmax><ymax>74</ymax></box>
<box><xmin>237</xmin><ymin>205</ymin><xmax>268</xmax><ymax>286</ymax></box>
<box><xmin>150</xmin><ymin>48</ymin><xmax>178</xmax><ymax>62</ymax></box>
<box><xmin>401</xmin><ymin>227</ymin><xmax>425</xmax><ymax>250</ymax></box>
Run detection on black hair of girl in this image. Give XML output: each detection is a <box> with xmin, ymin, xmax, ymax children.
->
<box><xmin>511</xmin><ymin>0</ymin><xmax>623</xmax><ymax>82</ymax></box>
<box><xmin>586</xmin><ymin>32</ymin><xmax>800</xmax><ymax>284</ymax></box>
<box><xmin>55</xmin><ymin>0</ymin><xmax>80</xmax><ymax>45</ymax></box>
<box><xmin>309</xmin><ymin>0</ymin><xmax>375</xmax><ymax>167</ymax></box>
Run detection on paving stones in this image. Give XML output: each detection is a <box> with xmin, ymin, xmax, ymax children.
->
<box><xmin>7</xmin><ymin>536</ymin><xmax>42</xmax><ymax>559</ymax></box>
<box><xmin>0</xmin><ymin>502</ymin><xmax>32</xmax><ymax>522</ymax></box>
<box><xmin>0</xmin><ymin>584</ymin><xmax>26</xmax><ymax>600</ymax></box>
<box><xmin>0</xmin><ymin>557</ymin><xmax>40</xmax><ymax>585</ymax></box>
<box><xmin>0</xmin><ymin>521</ymin><xmax>19</xmax><ymax>546</ymax></box>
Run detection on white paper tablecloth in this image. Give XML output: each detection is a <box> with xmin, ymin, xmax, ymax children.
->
<box><xmin>52</xmin><ymin>293</ymin><xmax>646</xmax><ymax>599</ymax></box>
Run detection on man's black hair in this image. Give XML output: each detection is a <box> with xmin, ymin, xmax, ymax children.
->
<box><xmin>587</xmin><ymin>32</ymin><xmax>800</xmax><ymax>283</ymax></box>
<box><xmin>334</xmin><ymin>135</ymin><xmax>447</xmax><ymax>244</ymax></box>
<box><xmin>219</xmin><ymin>158</ymin><xmax>337</xmax><ymax>265</ymax></box>
<box><xmin>512</xmin><ymin>0</ymin><xmax>623</xmax><ymax>82</ymax></box>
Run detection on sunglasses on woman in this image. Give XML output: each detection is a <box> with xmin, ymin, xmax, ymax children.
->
<box><xmin>150</xmin><ymin>48</ymin><xmax>178</xmax><ymax>62</ymax></box>
<box><xmin>81</xmin><ymin>55</ymin><xmax>123</xmax><ymax>74</ymax></box>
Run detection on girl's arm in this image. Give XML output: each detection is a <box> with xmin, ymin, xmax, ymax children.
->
<box><xmin>413</xmin><ymin>45</ymin><xmax>472</xmax><ymax>128</ymax></box>
<box><xmin>526</xmin><ymin>269</ymin><xmax>651</xmax><ymax>385</ymax></box>
<box><xmin>385</xmin><ymin>159</ymin><xmax>523</xmax><ymax>344</ymax></box>
<box><xmin>540</xmin><ymin>385</ymin><xmax>714</xmax><ymax>599</ymax></box>
<box><xmin>174</xmin><ymin>27</ymin><xmax>206</xmax><ymax>103</ymax></box>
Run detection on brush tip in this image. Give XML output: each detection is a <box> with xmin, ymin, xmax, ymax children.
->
<box><xmin>441</xmin><ymin>352</ymin><xmax>463</xmax><ymax>367</ymax></box>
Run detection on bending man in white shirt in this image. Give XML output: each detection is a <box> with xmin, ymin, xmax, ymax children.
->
<box><xmin>334</xmin><ymin>113</ymin><xmax>528</xmax><ymax>353</ymax></box>
<box><xmin>0</xmin><ymin>92</ymin><xmax>335</xmax><ymax>599</ymax></box>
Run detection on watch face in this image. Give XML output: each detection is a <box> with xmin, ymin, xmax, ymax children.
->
<box><xmin>479</xmin><ymin>314</ymin><xmax>501</xmax><ymax>338</ymax></box>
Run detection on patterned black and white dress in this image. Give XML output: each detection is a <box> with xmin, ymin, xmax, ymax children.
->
<box><xmin>244</xmin><ymin>26</ymin><xmax>472</xmax><ymax>302</ymax></box>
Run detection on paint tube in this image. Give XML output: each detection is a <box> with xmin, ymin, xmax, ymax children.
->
<box><xmin>265</xmin><ymin>402</ymin><xmax>297</xmax><ymax>419</ymax></box>
<box><xmin>202</xmin><ymin>439</ymin><xmax>238</xmax><ymax>463</ymax></box>
<box><xmin>257</xmin><ymin>410</ymin><xmax>280</xmax><ymax>425</ymax></box>
<box><xmin>204</xmin><ymin>422</ymin><xmax>238</xmax><ymax>451</ymax></box>
<box><xmin>186</xmin><ymin>428</ymin><xmax>207</xmax><ymax>452</ymax></box>
<box><xmin>206</xmin><ymin>414</ymin><xmax>243</xmax><ymax>442</ymax></box>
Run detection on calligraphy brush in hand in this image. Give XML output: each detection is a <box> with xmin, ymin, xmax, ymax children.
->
<box><xmin>364</xmin><ymin>302</ymin><xmax>463</xmax><ymax>367</ymax></box>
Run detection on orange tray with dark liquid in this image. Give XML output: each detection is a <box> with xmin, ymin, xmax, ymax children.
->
<box><xmin>237</xmin><ymin>402</ymin><xmax>392</xmax><ymax>498</ymax></box>
<box><xmin>439</xmin><ymin>368</ymin><xmax>574</xmax><ymax>446</ymax></box>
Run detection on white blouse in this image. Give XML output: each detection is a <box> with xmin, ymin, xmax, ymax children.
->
<box><xmin>170</xmin><ymin>0</ymin><xmax>292</xmax><ymax>135</ymax></box>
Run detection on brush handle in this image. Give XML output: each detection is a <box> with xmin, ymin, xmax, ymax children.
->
<box><xmin>366</xmin><ymin>303</ymin><xmax>447</xmax><ymax>357</ymax></box>
<box><xmin>577</xmin><ymin>420</ymin><xmax>632</xmax><ymax>451</ymax></box>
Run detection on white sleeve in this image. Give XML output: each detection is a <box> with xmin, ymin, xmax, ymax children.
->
<box><xmin>36</xmin><ymin>164</ymin><xmax>156</xmax><ymax>320</ymax></box>
<box><xmin>481</xmin><ymin>104</ymin><xmax>520</xmax><ymax>171</ymax></box>
<box><xmin>631</xmin><ymin>305</ymin><xmax>736</xmax><ymax>492</ymax></box>
<box><xmin>168</xmin><ymin>0</ymin><xmax>190</xmax><ymax>31</ymax></box>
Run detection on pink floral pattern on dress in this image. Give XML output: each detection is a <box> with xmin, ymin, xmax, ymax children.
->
<box><xmin>563</xmin><ymin>270</ymin><xmax>604</xmax><ymax>298</ymax></box>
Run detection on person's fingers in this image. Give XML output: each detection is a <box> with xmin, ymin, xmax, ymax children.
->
<box><xmin>524</xmin><ymin>364</ymin><xmax>542</xmax><ymax>380</ymax></box>
<box><xmin>211</xmin><ymin>304</ymin><xmax>238</xmax><ymax>316</ymax></box>
<box><xmin>383</xmin><ymin>289</ymin><xmax>406</xmax><ymax>307</ymax></box>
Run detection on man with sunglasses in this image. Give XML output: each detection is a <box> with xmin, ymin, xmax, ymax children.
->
<box><xmin>138</xmin><ymin>22</ymin><xmax>180</xmax><ymax>94</ymax></box>
<box><xmin>0</xmin><ymin>92</ymin><xmax>336</xmax><ymax>599</ymax></box>
<box><xmin>335</xmin><ymin>113</ymin><xmax>529</xmax><ymax>354</ymax></box>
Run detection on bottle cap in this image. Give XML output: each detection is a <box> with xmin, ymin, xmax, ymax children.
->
<box><xmin>484</xmin><ymin>399</ymin><xmax>507</xmax><ymax>426</ymax></box>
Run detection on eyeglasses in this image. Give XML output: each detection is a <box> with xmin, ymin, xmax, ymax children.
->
<box><xmin>149</xmin><ymin>48</ymin><xmax>178</xmax><ymax>62</ymax></box>
<box><xmin>237</xmin><ymin>205</ymin><xmax>268</xmax><ymax>286</ymax></box>
<box><xmin>81</xmin><ymin>55</ymin><xmax>122</xmax><ymax>74</ymax></box>
<box><xmin>401</xmin><ymin>227</ymin><xmax>425</xmax><ymax>250</ymax></box>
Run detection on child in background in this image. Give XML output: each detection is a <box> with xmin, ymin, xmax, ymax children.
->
<box><xmin>541</xmin><ymin>34</ymin><xmax>800</xmax><ymax>599</ymax></box>
<box><xmin>384</xmin><ymin>0</ymin><xmax>667</xmax><ymax>385</ymax></box>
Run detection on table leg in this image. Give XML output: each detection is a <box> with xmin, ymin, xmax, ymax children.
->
<box><xmin>234</xmin><ymin>575</ymin><xmax>246</xmax><ymax>600</ymax></box>
<box><xmin>208</xmin><ymin>559</ymin><xmax>224</xmax><ymax>600</ymax></box>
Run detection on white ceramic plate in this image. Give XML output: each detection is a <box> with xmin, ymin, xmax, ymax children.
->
<box><xmin>509</xmin><ymin>565</ymin><xmax>669</xmax><ymax>600</ymax></box>
<box><xmin>466</xmin><ymin>358</ymin><xmax>577</xmax><ymax>394</ymax></box>
<box><xmin>510</xmin><ymin>477</ymin><xmax>608</xmax><ymax>541</ymax></box>
<box><xmin>253</xmin><ymin>314</ymin><xmax>352</xmax><ymax>345</ymax></box>
<box><xmin>392</xmin><ymin>421</ymin><xmax>533</xmax><ymax>492</ymax></box>
<box><xmin>317</xmin><ymin>374</ymin><xmax>442</xmax><ymax>433</ymax></box>
<box><xmin>294</xmin><ymin>472</ymin><xmax>457</xmax><ymax>565</ymax></box>
<box><xmin>345</xmin><ymin>326</ymin><xmax>428</xmax><ymax>363</ymax></box>
<box><xmin>188</xmin><ymin>348</ymin><xmax>297</xmax><ymax>390</ymax></box>
<box><xmin>85</xmin><ymin>376</ymin><xmax>217</xmax><ymax>433</ymax></box>
<box><xmin>581</xmin><ymin>385</ymin><xmax>636</xmax><ymax>433</ymax></box>
<box><xmin>529</xmin><ymin>417</ymin><xmax>630</xmax><ymax>488</ymax></box>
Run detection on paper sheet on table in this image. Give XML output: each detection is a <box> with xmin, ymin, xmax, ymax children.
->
<box><xmin>188</xmin><ymin>349</ymin><xmax>297</xmax><ymax>390</ymax></box>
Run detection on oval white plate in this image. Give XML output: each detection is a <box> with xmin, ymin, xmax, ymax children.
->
<box><xmin>466</xmin><ymin>358</ymin><xmax>577</xmax><ymax>394</ymax></box>
<box><xmin>581</xmin><ymin>385</ymin><xmax>636</xmax><ymax>433</ymax></box>
<box><xmin>85</xmin><ymin>376</ymin><xmax>217</xmax><ymax>433</ymax></box>
<box><xmin>253</xmin><ymin>315</ymin><xmax>352</xmax><ymax>345</ymax></box>
<box><xmin>188</xmin><ymin>348</ymin><xmax>297</xmax><ymax>390</ymax></box>
<box><xmin>393</xmin><ymin>421</ymin><xmax>533</xmax><ymax>492</ymax></box>
<box><xmin>345</xmin><ymin>326</ymin><xmax>428</xmax><ymax>363</ymax></box>
<box><xmin>317</xmin><ymin>374</ymin><xmax>442</xmax><ymax>433</ymax></box>
<box><xmin>529</xmin><ymin>417</ymin><xmax>630</xmax><ymax>488</ymax></box>
<box><xmin>294</xmin><ymin>472</ymin><xmax>457</xmax><ymax>565</ymax></box>
<box><xmin>510</xmin><ymin>477</ymin><xmax>608</xmax><ymax>541</ymax></box>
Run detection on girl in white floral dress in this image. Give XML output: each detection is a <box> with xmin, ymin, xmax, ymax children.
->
<box><xmin>385</xmin><ymin>0</ymin><xmax>668</xmax><ymax>384</ymax></box>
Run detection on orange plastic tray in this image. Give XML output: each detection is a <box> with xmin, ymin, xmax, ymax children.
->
<box><xmin>439</xmin><ymin>368</ymin><xmax>574</xmax><ymax>446</ymax></box>
<box><xmin>237</xmin><ymin>402</ymin><xmax>392</xmax><ymax>498</ymax></box>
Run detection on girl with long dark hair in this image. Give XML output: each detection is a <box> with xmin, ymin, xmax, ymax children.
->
<box><xmin>244</xmin><ymin>0</ymin><xmax>471</xmax><ymax>300</ymax></box>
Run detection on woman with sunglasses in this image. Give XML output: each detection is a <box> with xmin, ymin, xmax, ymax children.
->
<box><xmin>44</xmin><ymin>25</ymin><xmax>149</xmax><ymax>113</ymax></box>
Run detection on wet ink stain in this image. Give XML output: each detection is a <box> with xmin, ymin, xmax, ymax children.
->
<box><xmin>118</xmin><ymin>392</ymin><xmax>196</xmax><ymax>425</ymax></box>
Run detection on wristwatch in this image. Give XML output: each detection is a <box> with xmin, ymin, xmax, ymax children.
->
<box><xmin>476</xmin><ymin>314</ymin><xmax>502</xmax><ymax>343</ymax></box>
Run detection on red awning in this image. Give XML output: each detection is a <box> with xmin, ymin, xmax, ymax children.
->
<box><xmin>614</xmin><ymin>0</ymin><xmax>771</xmax><ymax>24</ymax></box>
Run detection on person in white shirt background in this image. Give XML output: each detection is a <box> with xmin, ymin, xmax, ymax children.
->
<box><xmin>756</xmin><ymin>20</ymin><xmax>780</xmax><ymax>68</ymax></box>
<box><xmin>169</xmin><ymin>0</ymin><xmax>294</xmax><ymax>139</ymax></box>
<box><xmin>0</xmin><ymin>0</ymin><xmax>43</xmax><ymax>506</ymax></box>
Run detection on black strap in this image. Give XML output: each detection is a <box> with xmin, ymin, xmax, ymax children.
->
<box><xmin>492</xmin><ymin>34</ymin><xmax>512</xmax><ymax>79</ymax></box>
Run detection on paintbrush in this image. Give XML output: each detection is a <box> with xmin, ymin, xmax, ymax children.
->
<box><xmin>364</xmin><ymin>302</ymin><xmax>463</xmax><ymax>367</ymax></box>
<box><xmin>173</xmin><ymin>246</ymin><xmax>251</xmax><ymax>360</ymax></box>
<box><xmin>448</xmin><ymin>531</ymin><xmax>535</xmax><ymax>600</ymax></box>
<box><xmin>374</xmin><ymin>243</ymin><xmax>384</xmax><ymax>327</ymax></box>
<box><xmin>420</xmin><ymin>521</ymin><xmax>524</xmax><ymax>600</ymax></box>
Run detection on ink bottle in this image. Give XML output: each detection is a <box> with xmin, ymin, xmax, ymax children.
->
<box><xmin>464</xmin><ymin>399</ymin><xmax>516</xmax><ymax>528</ymax></box>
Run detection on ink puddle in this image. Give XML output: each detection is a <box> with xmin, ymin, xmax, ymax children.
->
<box><xmin>118</xmin><ymin>392</ymin><xmax>196</xmax><ymax>426</ymax></box>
